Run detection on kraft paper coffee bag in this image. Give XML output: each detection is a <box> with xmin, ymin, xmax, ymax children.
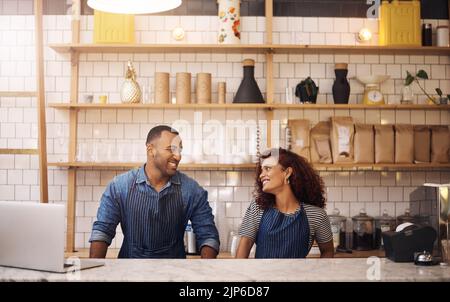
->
<box><xmin>310</xmin><ymin>121</ymin><xmax>332</xmax><ymax>164</ymax></box>
<box><xmin>374</xmin><ymin>124</ymin><xmax>394</xmax><ymax>164</ymax></box>
<box><xmin>414</xmin><ymin>125</ymin><xmax>431</xmax><ymax>163</ymax></box>
<box><xmin>431</xmin><ymin>126</ymin><xmax>450</xmax><ymax>163</ymax></box>
<box><xmin>288</xmin><ymin>119</ymin><xmax>310</xmax><ymax>161</ymax></box>
<box><xmin>331</xmin><ymin>116</ymin><xmax>354</xmax><ymax>163</ymax></box>
<box><xmin>395</xmin><ymin>124</ymin><xmax>414</xmax><ymax>164</ymax></box>
<box><xmin>354</xmin><ymin>124</ymin><xmax>374</xmax><ymax>164</ymax></box>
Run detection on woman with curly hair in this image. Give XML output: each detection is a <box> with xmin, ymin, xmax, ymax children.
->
<box><xmin>236</xmin><ymin>148</ymin><xmax>334</xmax><ymax>258</ymax></box>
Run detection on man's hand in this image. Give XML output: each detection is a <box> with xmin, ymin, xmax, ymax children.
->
<box><xmin>200</xmin><ymin>245</ymin><xmax>218</xmax><ymax>259</ymax></box>
<box><xmin>89</xmin><ymin>241</ymin><xmax>108</xmax><ymax>258</ymax></box>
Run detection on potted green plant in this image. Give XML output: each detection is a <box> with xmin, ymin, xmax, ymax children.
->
<box><xmin>295</xmin><ymin>77</ymin><xmax>319</xmax><ymax>104</ymax></box>
<box><xmin>435</xmin><ymin>88</ymin><xmax>450</xmax><ymax>105</ymax></box>
<box><xmin>404</xmin><ymin>70</ymin><xmax>438</xmax><ymax>105</ymax></box>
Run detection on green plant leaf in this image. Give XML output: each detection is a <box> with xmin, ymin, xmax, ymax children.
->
<box><xmin>416</xmin><ymin>70</ymin><xmax>429</xmax><ymax>80</ymax></box>
<box><xmin>405</xmin><ymin>74</ymin><xmax>414</xmax><ymax>86</ymax></box>
<box><xmin>436</xmin><ymin>88</ymin><xmax>443</xmax><ymax>96</ymax></box>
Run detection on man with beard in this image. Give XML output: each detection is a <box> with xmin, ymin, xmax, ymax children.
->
<box><xmin>89</xmin><ymin>125</ymin><xmax>219</xmax><ymax>258</ymax></box>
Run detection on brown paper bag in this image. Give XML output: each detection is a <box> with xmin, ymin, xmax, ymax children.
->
<box><xmin>310</xmin><ymin>121</ymin><xmax>332</xmax><ymax>164</ymax></box>
<box><xmin>330</xmin><ymin>116</ymin><xmax>354</xmax><ymax>163</ymax></box>
<box><xmin>431</xmin><ymin>126</ymin><xmax>450</xmax><ymax>163</ymax></box>
<box><xmin>354</xmin><ymin>124</ymin><xmax>374</xmax><ymax>163</ymax></box>
<box><xmin>395</xmin><ymin>124</ymin><xmax>414</xmax><ymax>164</ymax></box>
<box><xmin>374</xmin><ymin>124</ymin><xmax>394</xmax><ymax>164</ymax></box>
<box><xmin>414</xmin><ymin>125</ymin><xmax>431</xmax><ymax>163</ymax></box>
<box><xmin>288</xmin><ymin>119</ymin><xmax>310</xmax><ymax>161</ymax></box>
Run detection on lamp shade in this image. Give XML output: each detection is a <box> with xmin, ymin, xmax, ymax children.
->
<box><xmin>87</xmin><ymin>0</ymin><xmax>182</xmax><ymax>14</ymax></box>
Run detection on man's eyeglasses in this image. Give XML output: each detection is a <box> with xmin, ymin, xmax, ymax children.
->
<box><xmin>165</xmin><ymin>145</ymin><xmax>183</xmax><ymax>155</ymax></box>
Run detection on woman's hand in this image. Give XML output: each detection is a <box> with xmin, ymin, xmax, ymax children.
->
<box><xmin>235</xmin><ymin>236</ymin><xmax>254</xmax><ymax>258</ymax></box>
<box><xmin>318</xmin><ymin>240</ymin><xmax>335</xmax><ymax>258</ymax></box>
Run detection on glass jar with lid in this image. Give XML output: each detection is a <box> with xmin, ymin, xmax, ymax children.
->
<box><xmin>352</xmin><ymin>209</ymin><xmax>374</xmax><ymax>251</ymax></box>
<box><xmin>374</xmin><ymin>209</ymin><xmax>396</xmax><ymax>249</ymax></box>
<box><xmin>328</xmin><ymin>208</ymin><xmax>347</xmax><ymax>251</ymax></box>
<box><xmin>396</xmin><ymin>208</ymin><xmax>415</xmax><ymax>227</ymax></box>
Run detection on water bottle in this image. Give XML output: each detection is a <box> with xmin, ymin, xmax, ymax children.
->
<box><xmin>185</xmin><ymin>221</ymin><xmax>197</xmax><ymax>255</ymax></box>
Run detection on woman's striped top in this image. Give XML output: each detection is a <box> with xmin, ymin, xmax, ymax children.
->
<box><xmin>239</xmin><ymin>200</ymin><xmax>333</xmax><ymax>251</ymax></box>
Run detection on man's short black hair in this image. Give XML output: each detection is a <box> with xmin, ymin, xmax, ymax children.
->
<box><xmin>146</xmin><ymin>125</ymin><xmax>179</xmax><ymax>144</ymax></box>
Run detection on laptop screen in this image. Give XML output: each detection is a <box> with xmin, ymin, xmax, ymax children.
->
<box><xmin>0</xmin><ymin>201</ymin><xmax>66</xmax><ymax>272</ymax></box>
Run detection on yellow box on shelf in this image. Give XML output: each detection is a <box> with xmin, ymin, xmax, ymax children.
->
<box><xmin>94</xmin><ymin>10</ymin><xmax>135</xmax><ymax>44</ymax></box>
<box><xmin>379</xmin><ymin>0</ymin><xmax>421</xmax><ymax>46</ymax></box>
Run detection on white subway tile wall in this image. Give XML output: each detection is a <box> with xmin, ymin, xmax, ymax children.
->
<box><xmin>1</xmin><ymin>15</ymin><xmax>449</xmax><ymax>250</ymax></box>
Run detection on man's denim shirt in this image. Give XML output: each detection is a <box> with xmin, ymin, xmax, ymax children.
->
<box><xmin>89</xmin><ymin>165</ymin><xmax>220</xmax><ymax>254</ymax></box>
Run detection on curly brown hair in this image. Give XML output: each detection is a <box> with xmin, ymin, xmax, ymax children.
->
<box><xmin>254</xmin><ymin>148</ymin><xmax>326</xmax><ymax>209</ymax></box>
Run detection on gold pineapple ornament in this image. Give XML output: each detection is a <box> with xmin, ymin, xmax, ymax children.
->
<box><xmin>121</xmin><ymin>61</ymin><xmax>142</xmax><ymax>103</ymax></box>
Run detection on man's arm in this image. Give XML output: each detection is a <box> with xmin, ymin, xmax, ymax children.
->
<box><xmin>200</xmin><ymin>245</ymin><xmax>218</xmax><ymax>259</ymax></box>
<box><xmin>90</xmin><ymin>241</ymin><xmax>109</xmax><ymax>258</ymax></box>
<box><xmin>189</xmin><ymin>186</ymin><xmax>220</xmax><ymax>257</ymax></box>
<box><xmin>88</xmin><ymin>180</ymin><xmax>122</xmax><ymax>258</ymax></box>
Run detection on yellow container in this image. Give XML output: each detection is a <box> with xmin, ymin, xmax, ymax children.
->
<box><xmin>94</xmin><ymin>10</ymin><xmax>135</xmax><ymax>44</ymax></box>
<box><xmin>379</xmin><ymin>0</ymin><xmax>421</xmax><ymax>46</ymax></box>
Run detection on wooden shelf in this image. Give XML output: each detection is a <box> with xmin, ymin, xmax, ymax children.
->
<box><xmin>48</xmin><ymin>43</ymin><xmax>450</xmax><ymax>56</ymax></box>
<box><xmin>314</xmin><ymin>163</ymin><xmax>450</xmax><ymax>171</ymax></box>
<box><xmin>0</xmin><ymin>91</ymin><xmax>37</xmax><ymax>97</ymax></box>
<box><xmin>48</xmin><ymin>43</ymin><xmax>269</xmax><ymax>54</ymax></box>
<box><xmin>47</xmin><ymin>102</ymin><xmax>450</xmax><ymax>110</ymax></box>
<box><xmin>47</xmin><ymin>103</ymin><xmax>269</xmax><ymax>109</ymax></box>
<box><xmin>270</xmin><ymin>45</ymin><xmax>450</xmax><ymax>55</ymax></box>
<box><xmin>0</xmin><ymin>149</ymin><xmax>39</xmax><ymax>155</ymax></box>
<box><xmin>48</xmin><ymin>161</ymin><xmax>450</xmax><ymax>171</ymax></box>
<box><xmin>269</xmin><ymin>104</ymin><xmax>450</xmax><ymax>110</ymax></box>
<box><xmin>48</xmin><ymin>162</ymin><xmax>257</xmax><ymax>170</ymax></box>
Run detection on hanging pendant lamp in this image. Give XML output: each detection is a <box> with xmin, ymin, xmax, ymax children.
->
<box><xmin>87</xmin><ymin>0</ymin><xmax>182</xmax><ymax>14</ymax></box>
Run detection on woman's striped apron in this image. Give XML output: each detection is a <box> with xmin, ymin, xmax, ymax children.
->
<box><xmin>255</xmin><ymin>204</ymin><xmax>310</xmax><ymax>258</ymax></box>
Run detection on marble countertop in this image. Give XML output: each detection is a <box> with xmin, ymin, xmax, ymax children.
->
<box><xmin>1</xmin><ymin>258</ymin><xmax>449</xmax><ymax>282</ymax></box>
<box><xmin>64</xmin><ymin>249</ymin><xmax>386</xmax><ymax>259</ymax></box>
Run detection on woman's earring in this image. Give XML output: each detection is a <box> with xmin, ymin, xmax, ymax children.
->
<box><xmin>284</xmin><ymin>177</ymin><xmax>290</xmax><ymax>185</ymax></box>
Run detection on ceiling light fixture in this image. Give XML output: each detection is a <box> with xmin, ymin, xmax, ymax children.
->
<box><xmin>87</xmin><ymin>0</ymin><xmax>182</xmax><ymax>15</ymax></box>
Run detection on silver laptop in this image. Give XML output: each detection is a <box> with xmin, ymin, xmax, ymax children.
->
<box><xmin>0</xmin><ymin>201</ymin><xmax>104</xmax><ymax>273</ymax></box>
